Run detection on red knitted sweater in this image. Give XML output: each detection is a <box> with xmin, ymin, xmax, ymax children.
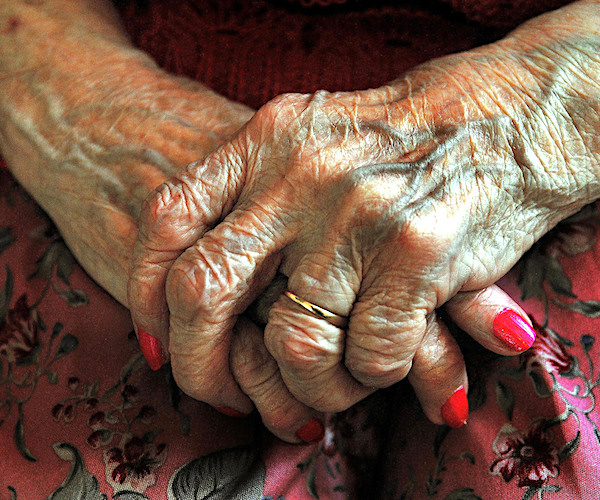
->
<box><xmin>115</xmin><ymin>0</ymin><xmax>573</xmax><ymax>110</ymax></box>
<box><xmin>443</xmin><ymin>0</ymin><xmax>572</xmax><ymax>27</ymax></box>
<box><xmin>286</xmin><ymin>0</ymin><xmax>572</xmax><ymax>28</ymax></box>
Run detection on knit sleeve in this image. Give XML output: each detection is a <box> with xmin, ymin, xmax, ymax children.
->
<box><xmin>441</xmin><ymin>0</ymin><xmax>575</xmax><ymax>28</ymax></box>
<box><xmin>283</xmin><ymin>0</ymin><xmax>575</xmax><ymax>28</ymax></box>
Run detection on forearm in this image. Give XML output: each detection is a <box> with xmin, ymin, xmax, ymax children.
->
<box><xmin>0</xmin><ymin>0</ymin><xmax>253</xmax><ymax>305</ymax></box>
<box><xmin>369</xmin><ymin>0</ymin><xmax>600</xmax><ymax>233</ymax></box>
<box><xmin>497</xmin><ymin>0</ymin><xmax>600</xmax><ymax>212</ymax></box>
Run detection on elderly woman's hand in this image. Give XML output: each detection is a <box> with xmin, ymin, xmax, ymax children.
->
<box><xmin>0</xmin><ymin>0</ymin><xmax>510</xmax><ymax>444</ymax></box>
<box><xmin>129</xmin><ymin>2</ymin><xmax>600</xmax><ymax>441</ymax></box>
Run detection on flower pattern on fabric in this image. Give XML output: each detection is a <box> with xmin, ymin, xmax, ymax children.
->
<box><xmin>517</xmin><ymin>204</ymin><xmax>600</xmax><ymax>306</ymax></box>
<box><xmin>104</xmin><ymin>433</ymin><xmax>167</xmax><ymax>492</ymax></box>
<box><xmin>50</xmin><ymin>350</ymin><xmax>171</xmax><ymax>496</ymax></box>
<box><xmin>521</xmin><ymin>321</ymin><xmax>573</xmax><ymax>377</ymax></box>
<box><xmin>0</xmin><ymin>257</ymin><xmax>80</xmax><ymax>462</ymax></box>
<box><xmin>0</xmin><ymin>295</ymin><xmax>39</xmax><ymax>364</ymax></box>
<box><xmin>490</xmin><ymin>419</ymin><xmax>559</xmax><ymax>489</ymax></box>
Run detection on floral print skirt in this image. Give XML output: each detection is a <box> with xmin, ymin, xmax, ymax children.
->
<box><xmin>2</xmin><ymin>1</ymin><xmax>599</xmax><ymax>498</ymax></box>
<box><xmin>2</xmin><ymin>145</ymin><xmax>600</xmax><ymax>500</ymax></box>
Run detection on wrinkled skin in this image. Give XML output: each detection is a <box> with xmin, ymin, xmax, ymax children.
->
<box><xmin>2</xmin><ymin>0</ymin><xmax>599</xmax><ymax>445</ymax></box>
<box><xmin>129</xmin><ymin>3</ymin><xmax>600</xmax><ymax>442</ymax></box>
<box><xmin>0</xmin><ymin>0</ymin><xmax>527</xmax><ymax>444</ymax></box>
<box><xmin>0</xmin><ymin>0</ymin><xmax>525</xmax><ymax>444</ymax></box>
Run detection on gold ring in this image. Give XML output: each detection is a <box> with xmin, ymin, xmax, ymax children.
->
<box><xmin>283</xmin><ymin>290</ymin><xmax>349</xmax><ymax>329</ymax></box>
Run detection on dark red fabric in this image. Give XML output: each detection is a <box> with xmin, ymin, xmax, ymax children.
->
<box><xmin>442</xmin><ymin>0</ymin><xmax>573</xmax><ymax>27</ymax></box>
<box><xmin>4</xmin><ymin>2</ymin><xmax>594</xmax><ymax>499</ymax></box>
<box><xmin>115</xmin><ymin>0</ymin><xmax>502</xmax><ymax>110</ymax></box>
<box><xmin>284</xmin><ymin>0</ymin><xmax>574</xmax><ymax>28</ymax></box>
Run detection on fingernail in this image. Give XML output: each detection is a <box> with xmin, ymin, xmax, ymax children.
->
<box><xmin>493</xmin><ymin>308</ymin><xmax>536</xmax><ymax>352</ymax></box>
<box><xmin>137</xmin><ymin>328</ymin><xmax>166</xmax><ymax>371</ymax></box>
<box><xmin>296</xmin><ymin>418</ymin><xmax>325</xmax><ymax>444</ymax></box>
<box><xmin>214</xmin><ymin>406</ymin><xmax>249</xmax><ymax>418</ymax></box>
<box><xmin>441</xmin><ymin>386</ymin><xmax>468</xmax><ymax>429</ymax></box>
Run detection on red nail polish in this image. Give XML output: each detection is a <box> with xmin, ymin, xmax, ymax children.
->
<box><xmin>214</xmin><ymin>406</ymin><xmax>249</xmax><ymax>418</ymax></box>
<box><xmin>137</xmin><ymin>328</ymin><xmax>166</xmax><ymax>371</ymax></box>
<box><xmin>295</xmin><ymin>418</ymin><xmax>325</xmax><ymax>444</ymax></box>
<box><xmin>441</xmin><ymin>386</ymin><xmax>469</xmax><ymax>429</ymax></box>
<box><xmin>493</xmin><ymin>309</ymin><xmax>536</xmax><ymax>352</ymax></box>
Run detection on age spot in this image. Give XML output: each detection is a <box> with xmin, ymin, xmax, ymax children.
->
<box><xmin>3</xmin><ymin>17</ymin><xmax>22</xmax><ymax>35</ymax></box>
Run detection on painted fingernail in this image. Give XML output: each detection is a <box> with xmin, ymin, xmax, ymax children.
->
<box><xmin>296</xmin><ymin>418</ymin><xmax>325</xmax><ymax>444</ymax></box>
<box><xmin>493</xmin><ymin>308</ymin><xmax>536</xmax><ymax>352</ymax></box>
<box><xmin>137</xmin><ymin>328</ymin><xmax>166</xmax><ymax>371</ymax></box>
<box><xmin>441</xmin><ymin>386</ymin><xmax>469</xmax><ymax>429</ymax></box>
<box><xmin>214</xmin><ymin>406</ymin><xmax>249</xmax><ymax>418</ymax></box>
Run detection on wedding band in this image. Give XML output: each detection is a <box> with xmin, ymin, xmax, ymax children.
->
<box><xmin>283</xmin><ymin>290</ymin><xmax>349</xmax><ymax>329</ymax></box>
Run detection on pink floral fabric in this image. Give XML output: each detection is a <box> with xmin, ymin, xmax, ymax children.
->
<box><xmin>375</xmin><ymin>204</ymin><xmax>600</xmax><ymax>499</ymax></box>
<box><xmin>0</xmin><ymin>169</ymin><xmax>345</xmax><ymax>499</ymax></box>
<box><xmin>3</xmin><ymin>1</ymin><xmax>599</xmax><ymax>499</ymax></box>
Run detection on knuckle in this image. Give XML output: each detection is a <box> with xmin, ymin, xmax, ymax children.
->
<box><xmin>346</xmin><ymin>175</ymin><xmax>395</xmax><ymax>210</ymax></box>
<box><xmin>138</xmin><ymin>167</ymin><xmax>220</xmax><ymax>249</ymax></box>
<box><xmin>259</xmin><ymin>92</ymin><xmax>310</xmax><ymax>122</ymax></box>
<box><xmin>266</xmin><ymin>329</ymin><xmax>331</xmax><ymax>373</ymax></box>
<box><xmin>353</xmin><ymin>298</ymin><xmax>397</xmax><ymax>327</ymax></box>
<box><xmin>337</xmin><ymin>179</ymin><xmax>401</xmax><ymax>241</ymax></box>
<box><xmin>291</xmin><ymin>256</ymin><xmax>358</xmax><ymax>309</ymax></box>
<box><xmin>337</xmin><ymin>169</ymin><xmax>445</xmax><ymax>256</ymax></box>
<box><xmin>166</xmin><ymin>252</ymin><xmax>230</xmax><ymax>322</ymax></box>
<box><xmin>398</xmin><ymin>216</ymin><xmax>440</xmax><ymax>254</ymax></box>
<box><xmin>139</xmin><ymin>180</ymin><xmax>181</xmax><ymax>230</ymax></box>
<box><xmin>346</xmin><ymin>345</ymin><xmax>412</xmax><ymax>388</ymax></box>
<box><xmin>265</xmin><ymin>310</ymin><xmax>340</xmax><ymax>373</ymax></box>
<box><xmin>230</xmin><ymin>332</ymin><xmax>273</xmax><ymax>385</ymax></box>
<box><xmin>138</xmin><ymin>181</ymin><xmax>190</xmax><ymax>247</ymax></box>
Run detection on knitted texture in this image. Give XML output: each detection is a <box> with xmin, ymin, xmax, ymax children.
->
<box><xmin>284</xmin><ymin>0</ymin><xmax>574</xmax><ymax>28</ymax></box>
<box><xmin>287</xmin><ymin>0</ymin><xmax>348</xmax><ymax>7</ymax></box>
<box><xmin>115</xmin><ymin>0</ymin><xmax>501</xmax><ymax>110</ymax></box>
<box><xmin>442</xmin><ymin>0</ymin><xmax>573</xmax><ymax>27</ymax></box>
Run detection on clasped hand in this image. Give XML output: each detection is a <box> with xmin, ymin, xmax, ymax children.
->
<box><xmin>128</xmin><ymin>49</ymin><xmax>586</xmax><ymax>442</ymax></box>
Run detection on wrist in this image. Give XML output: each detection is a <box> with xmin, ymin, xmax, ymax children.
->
<box><xmin>372</xmin><ymin>2</ymin><xmax>600</xmax><ymax>227</ymax></box>
<box><xmin>0</xmin><ymin>4</ymin><xmax>253</xmax><ymax>305</ymax></box>
<box><xmin>501</xmin><ymin>1</ymin><xmax>600</xmax><ymax>219</ymax></box>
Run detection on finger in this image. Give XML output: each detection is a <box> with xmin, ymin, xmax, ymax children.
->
<box><xmin>408</xmin><ymin>313</ymin><xmax>469</xmax><ymax>428</ymax></box>
<box><xmin>230</xmin><ymin>316</ymin><xmax>325</xmax><ymax>444</ymax></box>
<box><xmin>264</xmin><ymin>247</ymin><xmax>374</xmax><ymax>413</ymax></box>
<box><xmin>344</xmin><ymin>265</ymin><xmax>430</xmax><ymax>390</ymax></box>
<box><xmin>165</xmin><ymin>202</ymin><xmax>289</xmax><ymax>413</ymax></box>
<box><xmin>128</xmin><ymin>144</ymin><xmax>245</xmax><ymax>367</ymax></box>
<box><xmin>444</xmin><ymin>285</ymin><xmax>536</xmax><ymax>355</ymax></box>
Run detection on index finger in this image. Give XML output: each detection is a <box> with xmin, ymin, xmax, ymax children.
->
<box><xmin>128</xmin><ymin>148</ymin><xmax>245</xmax><ymax>368</ymax></box>
<box><xmin>164</xmin><ymin>199</ymin><xmax>292</xmax><ymax>411</ymax></box>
